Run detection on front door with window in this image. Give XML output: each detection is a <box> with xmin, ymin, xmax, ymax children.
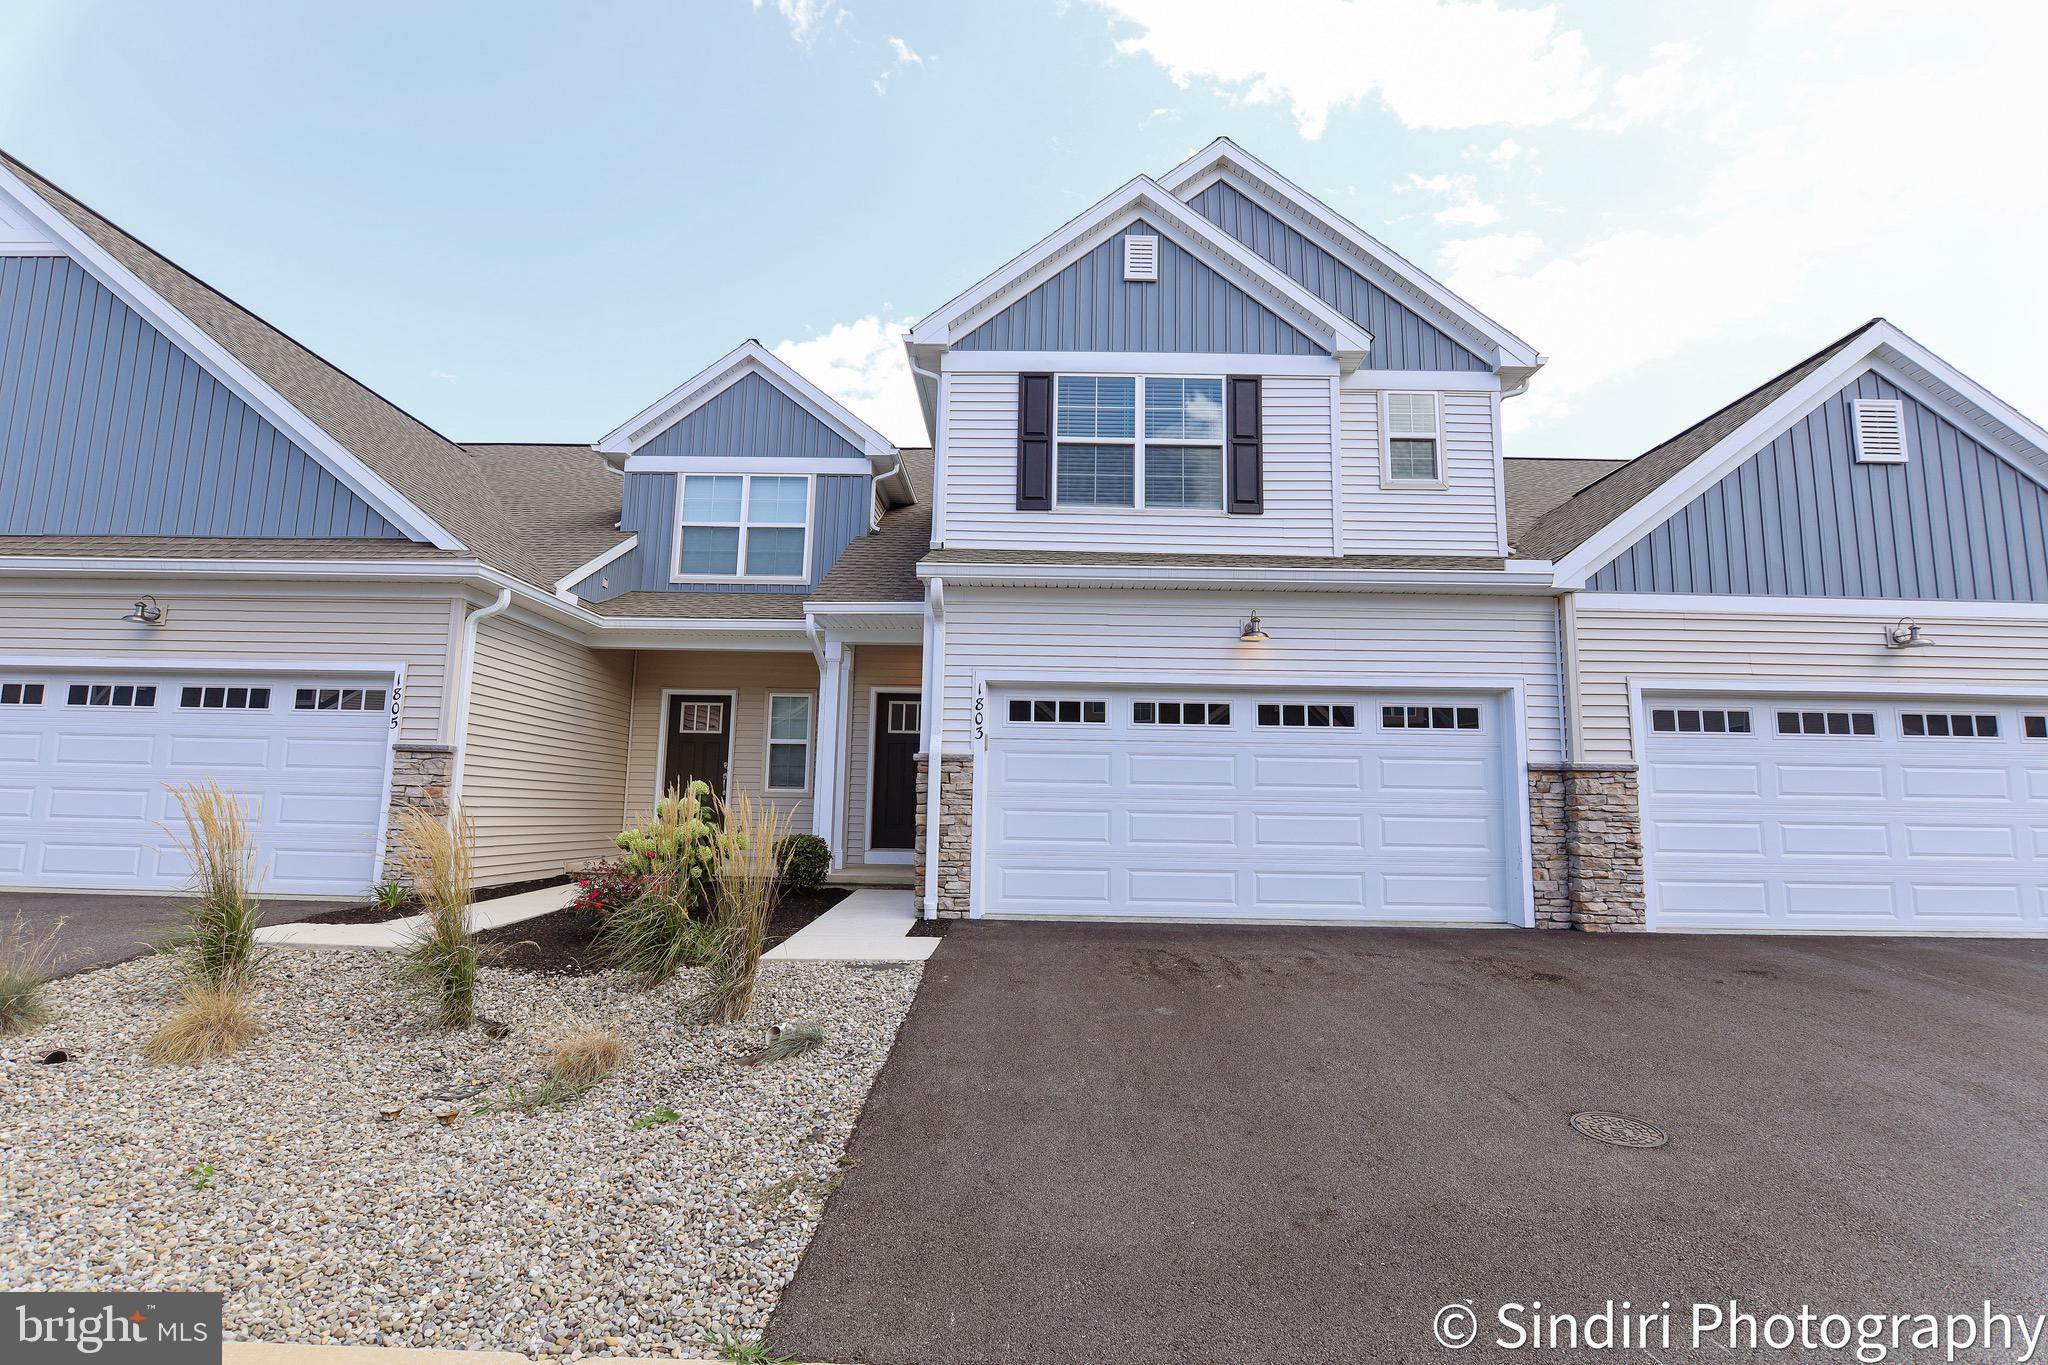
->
<box><xmin>664</xmin><ymin>694</ymin><xmax>731</xmax><ymax>802</ymax></box>
<box><xmin>870</xmin><ymin>692</ymin><xmax>921</xmax><ymax>851</ymax></box>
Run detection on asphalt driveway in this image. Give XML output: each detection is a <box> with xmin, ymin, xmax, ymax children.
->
<box><xmin>1</xmin><ymin>890</ymin><xmax>349</xmax><ymax>977</ymax></box>
<box><xmin>770</xmin><ymin>923</ymin><xmax>2048</xmax><ymax>1364</ymax></box>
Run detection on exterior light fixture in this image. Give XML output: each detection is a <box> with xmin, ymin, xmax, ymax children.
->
<box><xmin>1239</xmin><ymin>612</ymin><xmax>1270</xmax><ymax>642</ymax></box>
<box><xmin>121</xmin><ymin>596</ymin><xmax>166</xmax><ymax>627</ymax></box>
<box><xmin>1884</xmin><ymin>618</ymin><xmax>1927</xmax><ymax>650</ymax></box>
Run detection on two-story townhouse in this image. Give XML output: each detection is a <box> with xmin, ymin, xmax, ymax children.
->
<box><xmin>7</xmin><ymin>137</ymin><xmax>2048</xmax><ymax>937</ymax></box>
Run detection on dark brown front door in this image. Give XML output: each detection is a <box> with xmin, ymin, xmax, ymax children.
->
<box><xmin>663</xmin><ymin>694</ymin><xmax>731</xmax><ymax>802</ymax></box>
<box><xmin>870</xmin><ymin>692</ymin><xmax>921</xmax><ymax>851</ymax></box>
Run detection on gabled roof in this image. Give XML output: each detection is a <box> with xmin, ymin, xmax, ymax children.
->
<box><xmin>1528</xmin><ymin>319</ymin><xmax>2048</xmax><ymax>582</ymax></box>
<box><xmin>0</xmin><ymin>151</ymin><xmax>598</xmax><ymax>592</ymax></box>
<box><xmin>1502</xmin><ymin>458</ymin><xmax>1625</xmax><ymax>548</ymax></box>
<box><xmin>595</xmin><ymin>340</ymin><xmax>904</xmax><ymax>481</ymax></box>
<box><xmin>905</xmin><ymin>174</ymin><xmax>1374</xmax><ymax>365</ymax></box>
<box><xmin>812</xmin><ymin>450</ymin><xmax>932</xmax><ymax>604</ymax></box>
<box><xmin>1159</xmin><ymin>137</ymin><xmax>1543</xmax><ymax>377</ymax></box>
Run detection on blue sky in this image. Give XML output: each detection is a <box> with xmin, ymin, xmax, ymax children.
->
<box><xmin>1</xmin><ymin>0</ymin><xmax>2040</xmax><ymax>461</ymax></box>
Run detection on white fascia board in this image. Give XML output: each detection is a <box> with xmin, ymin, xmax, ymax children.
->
<box><xmin>1158</xmin><ymin>138</ymin><xmax>1541</xmax><ymax>372</ymax></box>
<box><xmin>914</xmin><ymin>562</ymin><xmax>1555</xmax><ymax>594</ymax></box>
<box><xmin>905</xmin><ymin>176</ymin><xmax>1372</xmax><ymax>365</ymax></box>
<box><xmin>552</xmin><ymin>535</ymin><xmax>637</xmax><ymax>601</ymax></box>
<box><xmin>594</xmin><ymin>340</ymin><xmax>898</xmax><ymax>462</ymax></box>
<box><xmin>0</xmin><ymin>165</ymin><xmax>464</xmax><ymax>552</ymax></box>
<box><xmin>1578</xmin><ymin>591</ymin><xmax>2048</xmax><ymax>622</ymax></box>
<box><xmin>1553</xmin><ymin>321</ymin><xmax>2048</xmax><ymax>587</ymax></box>
<box><xmin>621</xmin><ymin>454</ymin><xmax>874</xmax><ymax>476</ymax></box>
<box><xmin>942</xmin><ymin>351</ymin><xmax>1338</xmax><ymax>377</ymax></box>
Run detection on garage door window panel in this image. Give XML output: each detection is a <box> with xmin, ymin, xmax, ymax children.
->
<box><xmin>181</xmin><ymin>685</ymin><xmax>271</xmax><ymax>710</ymax></box>
<box><xmin>296</xmin><ymin>687</ymin><xmax>387</xmax><ymax>713</ymax></box>
<box><xmin>1652</xmin><ymin>708</ymin><xmax>1751</xmax><ymax>735</ymax></box>
<box><xmin>1133</xmin><ymin>700</ymin><xmax>1231</xmax><ymax>726</ymax></box>
<box><xmin>68</xmin><ymin>684</ymin><xmax>156</xmax><ymax>708</ymax></box>
<box><xmin>1901</xmin><ymin>712</ymin><xmax>1999</xmax><ymax>739</ymax></box>
<box><xmin>1257</xmin><ymin>703</ymin><xmax>1356</xmax><ymax>729</ymax></box>
<box><xmin>1008</xmin><ymin>698</ymin><xmax>1107</xmax><ymax>724</ymax></box>
<box><xmin>1</xmin><ymin>683</ymin><xmax>44</xmax><ymax>706</ymax></box>
<box><xmin>1381</xmin><ymin>704</ymin><xmax>1480</xmax><ymax>731</ymax></box>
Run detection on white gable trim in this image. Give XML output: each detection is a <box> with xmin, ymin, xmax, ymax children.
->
<box><xmin>552</xmin><ymin>534</ymin><xmax>638</xmax><ymax>602</ymax></box>
<box><xmin>904</xmin><ymin>175</ymin><xmax>1373</xmax><ymax>368</ymax></box>
<box><xmin>1553</xmin><ymin>321</ymin><xmax>2048</xmax><ymax>587</ymax></box>
<box><xmin>0</xmin><ymin>163</ymin><xmax>463</xmax><ymax>551</ymax></box>
<box><xmin>1159</xmin><ymin>139</ymin><xmax>1542</xmax><ymax>375</ymax></box>
<box><xmin>594</xmin><ymin>340</ymin><xmax>899</xmax><ymax>463</ymax></box>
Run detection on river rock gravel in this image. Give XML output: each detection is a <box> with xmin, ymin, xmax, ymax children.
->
<box><xmin>0</xmin><ymin>950</ymin><xmax>922</xmax><ymax>1357</ymax></box>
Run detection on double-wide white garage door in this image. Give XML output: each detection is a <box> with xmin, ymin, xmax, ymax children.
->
<box><xmin>0</xmin><ymin>670</ymin><xmax>393</xmax><ymax>896</ymax></box>
<box><xmin>982</xmin><ymin>687</ymin><xmax>1517</xmax><ymax>922</ymax></box>
<box><xmin>1643</xmin><ymin>695</ymin><xmax>2048</xmax><ymax>934</ymax></box>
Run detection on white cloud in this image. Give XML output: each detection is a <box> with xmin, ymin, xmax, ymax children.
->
<box><xmin>749</xmin><ymin>0</ymin><xmax>844</xmax><ymax>46</ymax></box>
<box><xmin>428</xmin><ymin>370</ymin><xmax>457</xmax><ymax>383</ymax></box>
<box><xmin>1396</xmin><ymin>172</ymin><xmax>1501</xmax><ymax>228</ymax></box>
<box><xmin>1584</xmin><ymin>41</ymin><xmax>1703</xmax><ymax>131</ymax></box>
<box><xmin>771</xmin><ymin>315</ymin><xmax>924</xmax><ymax>445</ymax></box>
<box><xmin>887</xmin><ymin>35</ymin><xmax>923</xmax><ymax>65</ymax></box>
<box><xmin>1469</xmin><ymin>138</ymin><xmax>1526</xmax><ymax>168</ymax></box>
<box><xmin>1085</xmin><ymin>0</ymin><xmax>1602</xmax><ymax>136</ymax></box>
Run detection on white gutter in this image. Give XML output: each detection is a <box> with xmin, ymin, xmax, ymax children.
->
<box><xmin>446</xmin><ymin>587</ymin><xmax>512</xmax><ymax>813</ymax></box>
<box><xmin>920</xmin><ymin>577</ymin><xmax>946</xmax><ymax>920</ymax></box>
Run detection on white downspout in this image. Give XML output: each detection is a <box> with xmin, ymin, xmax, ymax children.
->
<box><xmin>446</xmin><ymin>587</ymin><xmax>513</xmax><ymax>813</ymax></box>
<box><xmin>920</xmin><ymin>577</ymin><xmax>946</xmax><ymax>919</ymax></box>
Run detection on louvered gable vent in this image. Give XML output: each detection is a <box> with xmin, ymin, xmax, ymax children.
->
<box><xmin>1123</xmin><ymin>234</ymin><xmax>1159</xmax><ymax>283</ymax></box>
<box><xmin>1852</xmin><ymin>398</ymin><xmax>1907</xmax><ymax>464</ymax></box>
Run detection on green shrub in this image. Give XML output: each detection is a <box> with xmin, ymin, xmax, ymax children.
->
<box><xmin>600</xmin><ymin>871</ymin><xmax>720</xmax><ymax>986</ymax></box>
<box><xmin>369</xmin><ymin>880</ymin><xmax>415</xmax><ymax>915</ymax></box>
<box><xmin>0</xmin><ymin>913</ymin><xmax>61</xmax><ymax>1037</ymax></box>
<box><xmin>615</xmin><ymin>781</ymin><xmax>719</xmax><ymax>914</ymax></box>
<box><xmin>774</xmin><ymin>834</ymin><xmax>830</xmax><ymax>892</ymax></box>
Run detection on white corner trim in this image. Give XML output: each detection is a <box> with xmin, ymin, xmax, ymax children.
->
<box><xmin>552</xmin><ymin>536</ymin><xmax>638</xmax><ymax>601</ymax></box>
<box><xmin>0</xmin><ymin>164</ymin><xmax>463</xmax><ymax>552</ymax></box>
<box><xmin>1552</xmin><ymin>321</ymin><xmax>2048</xmax><ymax>588</ymax></box>
<box><xmin>1158</xmin><ymin>138</ymin><xmax>1541</xmax><ymax>371</ymax></box>
<box><xmin>905</xmin><ymin>176</ymin><xmax>1372</xmax><ymax>364</ymax></box>
<box><xmin>595</xmin><ymin>340</ymin><xmax>898</xmax><ymax>461</ymax></box>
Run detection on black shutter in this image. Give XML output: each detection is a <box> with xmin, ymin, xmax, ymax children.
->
<box><xmin>1017</xmin><ymin>372</ymin><xmax>1053</xmax><ymax>510</ymax></box>
<box><xmin>1226</xmin><ymin>374</ymin><xmax>1263</xmax><ymax>515</ymax></box>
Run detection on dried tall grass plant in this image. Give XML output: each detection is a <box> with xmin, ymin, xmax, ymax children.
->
<box><xmin>692</xmin><ymin>792</ymin><xmax>794</xmax><ymax>1024</ymax></box>
<box><xmin>393</xmin><ymin>806</ymin><xmax>478</xmax><ymax>1029</ymax></box>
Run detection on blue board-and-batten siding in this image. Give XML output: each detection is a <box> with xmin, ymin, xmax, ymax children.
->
<box><xmin>639</xmin><ymin>372</ymin><xmax>862</xmax><ymax>460</ymax></box>
<box><xmin>1591</xmin><ymin>370</ymin><xmax>2048</xmax><ymax>601</ymax></box>
<box><xmin>574</xmin><ymin>472</ymin><xmax>870</xmax><ymax>599</ymax></box>
<box><xmin>0</xmin><ymin>255</ymin><xmax>402</xmax><ymax>538</ymax></box>
<box><xmin>956</xmin><ymin>219</ymin><xmax>1325</xmax><ymax>355</ymax></box>
<box><xmin>1189</xmin><ymin>181</ymin><xmax>1489</xmax><ymax>373</ymax></box>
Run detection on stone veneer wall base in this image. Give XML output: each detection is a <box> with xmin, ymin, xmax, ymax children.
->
<box><xmin>913</xmin><ymin>752</ymin><xmax>974</xmax><ymax>918</ymax></box>
<box><xmin>383</xmin><ymin>744</ymin><xmax>454</xmax><ymax>883</ymax></box>
<box><xmin>1527</xmin><ymin>763</ymin><xmax>1646</xmax><ymax>932</ymax></box>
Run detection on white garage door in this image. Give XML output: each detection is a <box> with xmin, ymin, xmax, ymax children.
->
<box><xmin>0</xmin><ymin>671</ymin><xmax>393</xmax><ymax>896</ymax></box>
<box><xmin>1643</xmin><ymin>696</ymin><xmax>2048</xmax><ymax>934</ymax></box>
<box><xmin>981</xmin><ymin>688</ymin><xmax>1516</xmax><ymax>922</ymax></box>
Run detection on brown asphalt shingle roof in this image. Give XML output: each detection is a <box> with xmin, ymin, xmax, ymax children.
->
<box><xmin>1502</xmin><ymin>458</ymin><xmax>1625</xmax><ymax>550</ymax></box>
<box><xmin>586</xmin><ymin>591</ymin><xmax>811</xmax><ymax>620</ymax></box>
<box><xmin>812</xmin><ymin>450</ymin><xmax>931</xmax><ymax>603</ymax></box>
<box><xmin>459</xmin><ymin>444</ymin><xmax>631</xmax><ymax>585</ymax></box>
<box><xmin>1512</xmin><ymin>321</ymin><xmax>1879</xmax><ymax>563</ymax></box>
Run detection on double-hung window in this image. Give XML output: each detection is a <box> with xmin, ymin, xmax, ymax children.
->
<box><xmin>765</xmin><ymin>693</ymin><xmax>813</xmax><ymax>791</ymax></box>
<box><xmin>1055</xmin><ymin>375</ymin><xmax>1224</xmax><ymax>511</ymax></box>
<box><xmin>676</xmin><ymin>474</ymin><xmax>810</xmax><ymax>581</ymax></box>
<box><xmin>1383</xmin><ymin>391</ymin><xmax>1443</xmax><ymax>486</ymax></box>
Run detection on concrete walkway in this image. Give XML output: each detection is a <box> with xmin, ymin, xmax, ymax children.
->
<box><xmin>765</xmin><ymin>887</ymin><xmax>935</xmax><ymax>962</ymax></box>
<box><xmin>252</xmin><ymin>884</ymin><xmax>576</xmax><ymax>951</ymax></box>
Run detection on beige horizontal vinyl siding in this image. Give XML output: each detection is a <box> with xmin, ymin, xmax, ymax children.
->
<box><xmin>1341</xmin><ymin>382</ymin><xmax>1503</xmax><ymax>556</ymax></box>
<box><xmin>460</xmin><ymin>614</ymin><xmax>633</xmax><ymax>886</ymax></box>
<box><xmin>940</xmin><ymin>372</ymin><xmax>1337</xmax><ymax>554</ymax></box>
<box><xmin>1576</xmin><ymin>604</ymin><xmax>2048</xmax><ymax>762</ymax></box>
<box><xmin>626</xmin><ymin>650</ymin><xmax>821</xmax><ymax>830</ymax></box>
<box><xmin>844</xmin><ymin>644</ymin><xmax>923</xmax><ymax>863</ymax></box>
<box><xmin>940</xmin><ymin>589</ymin><xmax>1562</xmax><ymax>759</ymax></box>
<box><xmin>0</xmin><ymin>579</ymin><xmax>460</xmax><ymax>745</ymax></box>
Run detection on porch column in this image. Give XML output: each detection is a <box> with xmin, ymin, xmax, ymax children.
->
<box><xmin>812</xmin><ymin>635</ymin><xmax>853</xmax><ymax>868</ymax></box>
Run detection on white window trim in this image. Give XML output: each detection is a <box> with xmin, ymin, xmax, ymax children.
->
<box><xmin>670</xmin><ymin>472</ymin><xmax>815</xmax><ymax>585</ymax></box>
<box><xmin>1052</xmin><ymin>373</ymin><xmax>1227</xmax><ymax>514</ymax></box>
<box><xmin>764</xmin><ymin>691</ymin><xmax>816</xmax><ymax>793</ymax></box>
<box><xmin>1381</xmin><ymin>390</ymin><xmax>1447</xmax><ymax>489</ymax></box>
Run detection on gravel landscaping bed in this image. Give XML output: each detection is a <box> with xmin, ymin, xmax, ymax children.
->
<box><xmin>0</xmin><ymin>950</ymin><xmax>922</xmax><ymax>1357</ymax></box>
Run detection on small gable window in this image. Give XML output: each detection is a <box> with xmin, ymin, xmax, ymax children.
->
<box><xmin>676</xmin><ymin>474</ymin><xmax>810</xmax><ymax>581</ymax></box>
<box><xmin>1383</xmin><ymin>391</ymin><xmax>1443</xmax><ymax>486</ymax></box>
<box><xmin>1852</xmin><ymin>398</ymin><xmax>1908</xmax><ymax>464</ymax></box>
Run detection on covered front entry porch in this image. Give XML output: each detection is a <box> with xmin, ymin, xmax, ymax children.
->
<box><xmin>623</xmin><ymin>626</ymin><xmax>923</xmax><ymax>876</ymax></box>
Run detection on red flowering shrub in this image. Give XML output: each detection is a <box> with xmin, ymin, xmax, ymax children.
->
<box><xmin>569</xmin><ymin>860</ymin><xmax>646</xmax><ymax>920</ymax></box>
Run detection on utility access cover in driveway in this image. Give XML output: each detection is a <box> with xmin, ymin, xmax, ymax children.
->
<box><xmin>769</xmin><ymin>921</ymin><xmax>2048</xmax><ymax>1365</ymax></box>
